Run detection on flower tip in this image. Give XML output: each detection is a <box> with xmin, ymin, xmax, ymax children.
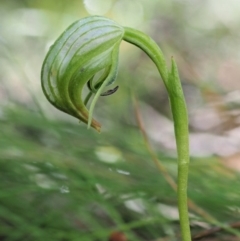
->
<box><xmin>88</xmin><ymin>119</ymin><xmax>101</xmax><ymax>133</ymax></box>
<box><xmin>91</xmin><ymin>124</ymin><xmax>101</xmax><ymax>133</ymax></box>
<box><xmin>96</xmin><ymin>126</ymin><xmax>101</xmax><ymax>133</ymax></box>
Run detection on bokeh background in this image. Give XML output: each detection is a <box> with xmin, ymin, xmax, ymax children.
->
<box><xmin>1</xmin><ymin>0</ymin><xmax>240</xmax><ymax>240</ymax></box>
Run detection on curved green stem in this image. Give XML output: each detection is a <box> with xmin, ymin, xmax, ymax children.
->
<box><xmin>123</xmin><ymin>27</ymin><xmax>169</xmax><ymax>88</ymax></box>
<box><xmin>124</xmin><ymin>28</ymin><xmax>191</xmax><ymax>241</ymax></box>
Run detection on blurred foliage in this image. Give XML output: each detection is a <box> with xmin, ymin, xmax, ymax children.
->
<box><xmin>1</xmin><ymin>0</ymin><xmax>240</xmax><ymax>240</ymax></box>
<box><xmin>1</xmin><ymin>106</ymin><xmax>240</xmax><ymax>241</ymax></box>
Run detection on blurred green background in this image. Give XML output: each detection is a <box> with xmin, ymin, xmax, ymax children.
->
<box><xmin>1</xmin><ymin>0</ymin><xmax>240</xmax><ymax>240</ymax></box>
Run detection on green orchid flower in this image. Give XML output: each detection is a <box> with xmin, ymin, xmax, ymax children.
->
<box><xmin>41</xmin><ymin>16</ymin><xmax>124</xmax><ymax>131</ymax></box>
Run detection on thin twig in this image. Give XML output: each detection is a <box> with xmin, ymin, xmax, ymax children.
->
<box><xmin>131</xmin><ymin>94</ymin><xmax>240</xmax><ymax>239</ymax></box>
<box><xmin>193</xmin><ymin>221</ymin><xmax>240</xmax><ymax>240</ymax></box>
<box><xmin>132</xmin><ymin>94</ymin><xmax>213</xmax><ymax>221</ymax></box>
<box><xmin>132</xmin><ymin>95</ymin><xmax>177</xmax><ymax>192</ymax></box>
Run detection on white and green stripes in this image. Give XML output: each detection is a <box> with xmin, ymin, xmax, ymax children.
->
<box><xmin>41</xmin><ymin>16</ymin><xmax>124</xmax><ymax>131</ymax></box>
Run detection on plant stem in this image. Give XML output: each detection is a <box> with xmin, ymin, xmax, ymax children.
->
<box><xmin>123</xmin><ymin>28</ymin><xmax>191</xmax><ymax>241</ymax></box>
<box><xmin>168</xmin><ymin>59</ymin><xmax>191</xmax><ymax>241</ymax></box>
<box><xmin>123</xmin><ymin>27</ymin><xmax>169</xmax><ymax>87</ymax></box>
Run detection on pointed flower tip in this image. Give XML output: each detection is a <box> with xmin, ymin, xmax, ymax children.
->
<box><xmin>90</xmin><ymin>120</ymin><xmax>102</xmax><ymax>133</ymax></box>
<box><xmin>81</xmin><ymin>117</ymin><xmax>101</xmax><ymax>132</ymax></box>
<box><xmin>91</xmin><ymin>125</ymin><xmax>101</xmax><ymax>133</ymax></box>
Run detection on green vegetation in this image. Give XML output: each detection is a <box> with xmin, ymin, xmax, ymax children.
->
<box><xmin>41</xmin><ymin>15</ymin><xmax>190</xmax><ymax>240</ymax></box>
<box><xmin>1</xmin><ymin>107</ymin><xmax>240</xmax><ymax>241</ymax></box>
<box><xmin>1</xmin><ymin>1</ymin><xmax>240</xmax><ymax>240</ymax></box>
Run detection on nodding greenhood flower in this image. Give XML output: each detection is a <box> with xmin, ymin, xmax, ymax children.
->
<box><xmin>41</xmin><ymin>16</ymin><xmax>124</xmax><ymax>132</ymax></box>
<box><xmin>41</xmin><ymin>15</ymin><xmax>176</xmax><ymax>133</ymax></box>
